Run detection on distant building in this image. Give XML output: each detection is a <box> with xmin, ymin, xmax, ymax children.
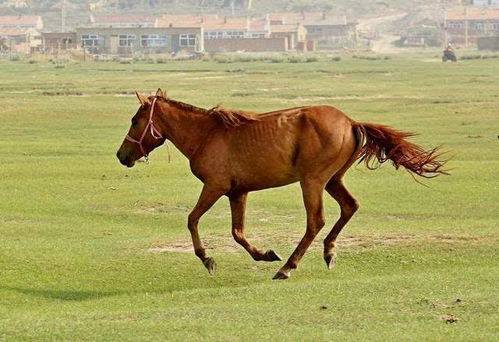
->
<box><xmin>268</xmin><ymin>12</ymin><xmax>357</xmax><ymax>49</ymax></box>
<box><xmin>0</xmin><ymin>27</ymin><xmax>41</xmax><ymax>53</ymax></box>
<box><xmin>269</xmin><ymin>24</ymin><xmax>307</xmax><ymax>50</ymax></box>
<box><xmin>0</xmin><ymin>28</ymin><xmax>29</xmax><ymax>45</ymax></box>
<box><xmin>156</xmin><ymin>14</ymin><xmax>293</xmax><ymax>52</ymax></box>
<box><xmin>41</xmin><ymin>32</ymin><xmax>77</xmax><ymax>53</ymax></box>
<box><xmin>203</xmin><ymin>36</ymin><xmax>289</xmax><ymax>52</ymax></box>
<box><xmin>75</xmin><ymin>26</ymin><xmax>203</xmax><ymax>55</ymax></box>
<box><xmin>1</xmin><ymin>0</ymin><xmax>28</xmax><ymax>8</ymax></box>
<box><xmin>445</xmin><ymin>6</ymin><xmax>499</xmax><ymax>46</ymax></box>
<box><xmin>470</xmin><ymin>0</ymin><xmax>499</xmax><ymax>6</ymax></box>
<box><xmin>157</xmin><ymin>15</ymin><xmax>267</xmax><ymax>39</ymax></box>
<box><xmin>0</xmin><ymin>15</ymin><xmax>43</xmax><ymax>30</ymax></box>
<box><xmin>398</xmin><ymin>17</ymin><xmax>442</xmax><ymax>47</ymax></box>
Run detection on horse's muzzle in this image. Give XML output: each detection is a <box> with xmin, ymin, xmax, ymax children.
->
<box><xmin>116</xmin><ymin>151</ymin><xmax>135</xmax><ymax>168</ymax></box>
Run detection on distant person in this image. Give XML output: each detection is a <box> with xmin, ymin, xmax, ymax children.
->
<box><xmin>442</xmin><ymin>43</ymin><xmax>457</xmax><ymax>62</ymax></box>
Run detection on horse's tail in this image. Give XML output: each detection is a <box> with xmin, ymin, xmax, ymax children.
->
<box><xmin>352</xmin><ymin>122</ymin><xmax>448</xmax><ymax>178</ymax></box>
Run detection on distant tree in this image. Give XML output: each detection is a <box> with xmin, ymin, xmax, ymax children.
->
<box><xmin>221</xmin><ymin>0</ymin><xmax>251</xmax><ymax>9</ymax></box>
<box><xmin>291</xmin><ymin>0</ymin><xmax>313</xmax><ymax>15</ymax></box>
<box><xmin>315</xmin><ymin>0</ymin><xmax>333</xmax><ymax>13</ymax></box>
<box><xmin>314</xmin><ymin>0</ymin><xmax>334</xmax><ymax>18</ymax></box>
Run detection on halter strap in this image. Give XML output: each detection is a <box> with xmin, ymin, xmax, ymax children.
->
<box><xmin>125</xmin><ymin>97</ymin><xmax>164</xmax><ymax>160</ymax></box>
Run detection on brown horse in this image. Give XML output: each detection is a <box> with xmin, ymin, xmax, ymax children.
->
<box><xmin>116</xmin><ymin>89</ymin><xmax>447</xmax><ymax>280</ymax></box>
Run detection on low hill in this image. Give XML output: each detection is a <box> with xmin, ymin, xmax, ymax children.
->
<box><xmin>8</xmin><ymin>0</ymin><xmax>422</xmax><ymax>17</ymax></box>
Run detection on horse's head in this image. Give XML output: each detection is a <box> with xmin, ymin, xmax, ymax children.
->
<box><xmin>116</xmin><ymin>89</ymin><xmax>166</xmax><ymax>167</ymax></box>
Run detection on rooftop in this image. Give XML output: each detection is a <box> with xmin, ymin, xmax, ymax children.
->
<box><xmin>157</xmin><ymin>15</ymin><xmax>254</xmax><ymax>31</ymax></box>
<box><xmin>270</xmin><ymin>24</ymin><xmax>302</xmax><ymax>33</ymax></box>
<box><xmin>447</xmin><ymin>7</ymin><xmax>499</xmax><ymax>20</ymax></box>
<box><xmin>0</xmin><ymin>15</ymin><xmax>42</xmax><ymax>27</ymax></box>
<box><xmin>269</xmin><ymin>12</ymin><xmax>350</xmax><ymax>26</ymax></box>
<box><xmin>0</xmin><ymin>27</ymin><xmax>29</xmax><ymax>36</ymax></box>
<box><xmin>91</xmin><ymin>14</ymin><xmax>157</xmax><ymax>24</ymax></box>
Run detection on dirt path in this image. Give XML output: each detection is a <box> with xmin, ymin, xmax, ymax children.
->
<box><xmin>358</xmin><ymin>12</ymin><xmax>408</xmax><ymax>53</ymax></box>
<box><xmin>148</xmin><ymin>233</ymin><xmax>486</xmax><ymax>254</ymax></box>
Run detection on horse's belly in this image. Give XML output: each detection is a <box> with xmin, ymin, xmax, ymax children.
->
<box><xmin>230</xmin><ymin>156</ymin><xmax>299</xmax><ymax>191</ymax></box>
<box><xmin>228</xmin><ymin>119</ymin><xmax>301</xmax><ymax>190</ymax></box>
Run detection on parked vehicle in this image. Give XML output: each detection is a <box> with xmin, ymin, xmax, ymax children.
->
<box><xmin>442</xmin><ymin>50</ymin><xmax>457</xmax><ymax>62</ymax></box>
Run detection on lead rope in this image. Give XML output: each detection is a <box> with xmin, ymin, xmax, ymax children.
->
<box><xmin>165</xmin><ymin>141</ymin><xmax>172</xmax><ymax>163</ymax></box>
<box><xmin>150</xmin><ymin>98</ymin><xmax>171</xmax><ymax>163</ymax></box>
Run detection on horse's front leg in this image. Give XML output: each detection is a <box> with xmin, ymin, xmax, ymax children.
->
<box><xmin>229</xmin><ymin>191</ymin><xmax>282</xmax><ymax>262</ymax></box>
<box><xmin>188</xmin><ymin>184</ymin><xmax>227</xmax><ymax>275</ymax></box>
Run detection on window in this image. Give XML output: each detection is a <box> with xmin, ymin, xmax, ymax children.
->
<box><xmin>204</xmin><ymin>31</ymin><xmax>245</xmax><ymax>39</ymax></box>
<box><xmin>448</xmin><ymin>22</ymin><xmax>463</xmax><ymax>29</ymax></box>
<box><xmin>492</xmin><ymin>23</ymin><xmax>499</xmax><ymax>30</ymax></box>
<box><xmin>226</xmin><ymin>31</ymin><xmax>245</xmax><ymax>39</ymax></box>
<box><xmin>81</xmin><ymin>34</ymin><xmax>104</xmax><ymax>47</ymax></box>
<box><xmin>141</xmin><ymin>34</ymin><xmax>167</xmax><ymax>47</ymax></box>
<box><xmin>179</xmin><ymin>34</ymin><xmax>196</xmax><ymax>47</ymax></box>
<box><xmin>251</xmin><ymin>33</ymin><xmax>266</xmax><ymax>38</ymax></box>
<box><xmin>473</xmin><ymin>22</ymin><xmax>483</xmax><ymax>30</ymax></box>
<box><xmin>308</xmin><ymin>27</ymin><xmax>322</xmax><ymax>33</ymax></box>
<box><xmin>204</xmin><ymin>31</ymin><xmax>224</xmax><ymax>39</ymax></box>
<box><xmin>119</xmin><ymin>34</ymin><xmax>135</xmax><ymax>47</ymax></box>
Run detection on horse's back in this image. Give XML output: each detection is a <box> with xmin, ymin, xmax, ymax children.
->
<box><xmin>224</xmin><ymin>105</ymin><xmax>355</xmax><ymax>190</ymax></box>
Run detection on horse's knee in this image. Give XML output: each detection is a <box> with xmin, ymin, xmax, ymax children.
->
<box><xmin>307</xmin><ymin>218</ymin><xmax>325</xmax><ymax>236</ymax></box>
<box><xmin>316</xmin><ymin>215</ymin><xmax>326</xmax><ymax>231</ymax></box>
<box><xmin>187</xmin><ymin>213</ymin><xmax>199</xmax><ymax>231</ymax></box>
<box><xmin>343</xmin><ymin>198</ymin><xmax>359</xmax><ymax>217</ymax></box>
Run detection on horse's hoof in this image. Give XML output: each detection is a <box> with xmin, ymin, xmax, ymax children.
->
<box><xmin>272</xmin><ymin>270</ymin><xmax>290</xmax><ymax>280</ymax></box>
<box><xmin>203</xmin><ymin>257</ymin><xmax>217</xmax><ymax>275</ymax></box>
<box><xmin>324</xmin><ymin>253</ymin><xmax>337</xmax><ymax>270</ymax></box>
<box><xmin>265</xmin><ymin>250</ymin><xmax>282</xmax><ymax>262</ymax></box>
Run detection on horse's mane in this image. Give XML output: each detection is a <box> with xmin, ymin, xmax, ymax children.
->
<box><xmin>207</xmin><ymin>105</ymin><xmax>259</xmax><ymax>128</ymax></box>
<box><xmin>163</xmin><ymin>98</ymin><xmax>207</xmax><ymax>115</ymax></box>
<box><xmin>163</xmin><ymin>97</ymin><xmax>259</xmax><ymax>128</ymax></box>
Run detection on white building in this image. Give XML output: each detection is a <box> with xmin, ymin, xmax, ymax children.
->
<box><xmin>1</xmin><ymin>0</ymin><xmax>28</xmax><ymax>8</ymax></box>
<box><xmin>471</xmin><ymin>0</ymin><xmax>499</xmax><ymax>6</ymax></box>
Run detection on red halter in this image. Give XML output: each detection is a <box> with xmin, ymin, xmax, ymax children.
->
<box><xmin>125</xmin><ymin>97</ymin><xmax>164</xmax><ymax>160</ymax></box>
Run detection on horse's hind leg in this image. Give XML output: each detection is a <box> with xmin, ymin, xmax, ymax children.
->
<box><xmin>273</xmin><ymin>180</ymin><xmax>326</xmax><ymax>280</ymax></box>
<box><xmin>323</xmin><ymin>177</ymin><xmax>359</xmax><ymax>269</ymax></box>
<box><xmin>229</xmin><ymin>192</ymin><xmax>282</xmax><ymax>262</ymax></box>
<box><xmin>188</xmin><ymin>184</ymin><xmax>227</xmax><ymax>275</ymax></box>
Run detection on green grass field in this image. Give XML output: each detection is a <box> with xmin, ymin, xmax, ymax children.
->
<box><xmin>0</xmin><ymin>53</ymin><xmax>498</xmax><ymax>341</ymax></box>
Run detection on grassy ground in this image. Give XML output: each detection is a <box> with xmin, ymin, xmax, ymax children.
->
<box><xmin>0</xmin><ymin>53</ymin><xmax>498</xmax><ymax>341</ymax></box>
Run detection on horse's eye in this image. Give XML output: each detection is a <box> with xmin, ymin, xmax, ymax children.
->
<box><xmin>131</xmin><ymin>119</ymin><xmax>138</xmax><ymax>126</ymax></box>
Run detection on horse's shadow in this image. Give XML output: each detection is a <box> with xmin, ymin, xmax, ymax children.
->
<box><xmin>2</xmin><ymin>286</ymin><xmax>124</xmax><ymax>301</ymax></box>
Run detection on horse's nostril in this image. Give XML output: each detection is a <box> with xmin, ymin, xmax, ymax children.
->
<box><xmin>116</xmin><ymin>151</ymin><xmax>122</xmax><ymax>159</ymax></box>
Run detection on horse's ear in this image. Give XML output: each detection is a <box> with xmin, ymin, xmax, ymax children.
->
<box><xmin>135</xmin><ymin>91</ymin><xmax>150</xmax><ymax>106</ymax></box>
<box><xmin>155</xmin><ymin>88</ymin><xmax>166</xmax><ymax>98</ymax></box>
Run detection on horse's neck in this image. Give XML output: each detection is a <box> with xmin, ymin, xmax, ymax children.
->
<box><xmin>157</xmin><ymin>103</ymin><xmax>217</xmax><ymax>160</ymax></box>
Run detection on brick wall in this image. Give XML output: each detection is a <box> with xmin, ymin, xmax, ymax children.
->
<box><xmin>42</xmin><ymin>32</ymin><xmax>77</xmax><ymax>52</ymax></box>
<box><xmin>205</xmin><ymin>37</ymin><xmax>288</xmax><ymax>52</ymax></box>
